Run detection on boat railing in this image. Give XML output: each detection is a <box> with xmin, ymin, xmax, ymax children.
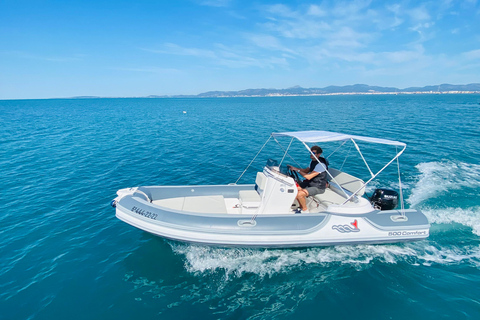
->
<box><xmin>133</xmin><ymin>188</ymin><xmax>152</xmax><ymax>203</ymax></box>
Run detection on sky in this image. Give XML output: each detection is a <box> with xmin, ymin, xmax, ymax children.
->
<box><xmin>1</xmin><ymin>0</ymin><xmax>480</xmax><ymax>99</ymax></box>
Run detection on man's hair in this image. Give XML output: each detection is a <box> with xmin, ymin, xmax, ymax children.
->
<box><xmin>311</xmin><ymin>145</ymin><xmax>323</xmax><ymax>154</ymax></box>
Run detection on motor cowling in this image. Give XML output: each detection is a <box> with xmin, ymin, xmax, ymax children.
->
<box><xmin>370</xmin><ymin>188</ymin><xmax>399</xmax><ymax>210</ymax></box>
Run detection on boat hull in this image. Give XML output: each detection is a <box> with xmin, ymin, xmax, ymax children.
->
<box><xmin>114</xmin><ymin>189</ymin><xmax>430</xmax><ymax>247</ymax></box>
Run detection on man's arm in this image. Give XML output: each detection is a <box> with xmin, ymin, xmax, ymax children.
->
<box><xmin>301</xmin><ymin>162</ymin><xmax>326</xmax><ymax>180</ymax></box>
<box><xmin>300</xmin><ymin>170</ymin><xmax>320</xmax><ymax>180</ymax></box>
<box><xmin>287</xmin><ymin>165</ymin><xmax>309</xmax><ymax>174</ymax></box>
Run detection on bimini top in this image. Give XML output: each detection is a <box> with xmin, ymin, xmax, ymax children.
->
<box><xmin>272</xmin><ymin>130</ymin><xmax>406</xmax><ymax>147</ymax></box>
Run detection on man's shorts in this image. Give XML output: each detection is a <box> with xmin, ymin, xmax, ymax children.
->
<box><xmin>304</xmin><ymin>186</ymin><xmax>325</xmax><ymax>197</ymax></box>
<box><xmin>299</xmin><ymin>180</ymin><xmax>326</xmax><ymax>196</ymax></box>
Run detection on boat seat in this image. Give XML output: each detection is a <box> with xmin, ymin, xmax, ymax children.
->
<box><xmin>239</xmin><ymin>172</ymin><xmax>267</xmax><ymax>208</ymax></box>
<box><xmin>328</xmin><ymin>168</ymin><xmax>365</xmax><ymax>196</ymax></box>
<box><xmin>314</xmin><ymin>188</ymin><xmax>348</xmax><ymax>206</ymax></box>
<box><xmin>239</xmin><ymin>190</ymin><xmax>261</xmax><ymax>208</ymax></box>
<box><xmin>153</xmin><ymin>195</ymin><xmax>228</xmax><ymax>213</ymax></box>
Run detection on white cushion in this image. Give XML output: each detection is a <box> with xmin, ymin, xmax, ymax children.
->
<box><xmin>328</xmin><ymin>168</ymin><xmax>365</xmax><ymax>196</ymax></box>
<box><xmin>239</xmin><ymin>190</ymin><xmax>261</xmax><ymax>208</ymax></box>
<box><xmin>255</xmin><ymin>172</ymin><xmax>267</xmax><ymax>190</ymax></box>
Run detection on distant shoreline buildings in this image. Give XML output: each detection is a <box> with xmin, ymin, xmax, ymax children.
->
<box><xmin>210</xmin><ymin>90</ymin><xmax>480</xmax><ymax>98</ymax></box>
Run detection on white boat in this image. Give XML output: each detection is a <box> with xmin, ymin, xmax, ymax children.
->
<box><xmin>112</xmin><ymin>130</ymin><xmax>430</xmax><ymax>247</ymax></box>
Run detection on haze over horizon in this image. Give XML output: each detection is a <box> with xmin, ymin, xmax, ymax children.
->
<box><xmin>1</xmin><ymin>0</ymin><xmax>480</xmax><ymax>100</ymax></box>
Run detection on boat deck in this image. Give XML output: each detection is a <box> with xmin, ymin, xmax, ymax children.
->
<box><xmin>150</xmin><ymin>187</ymin><xmax>354</xmax><ymax>215</ymax></box>
<box><xmin>152</xmin><ymin>196</ymin><xmax>242</xmax><ymax>214</ymax></box>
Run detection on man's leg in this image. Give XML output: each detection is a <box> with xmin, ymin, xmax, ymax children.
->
<box><xmin>297</xmin><ymin>188</ymin><xmax>309</xmax><ymax>211</ymax></box>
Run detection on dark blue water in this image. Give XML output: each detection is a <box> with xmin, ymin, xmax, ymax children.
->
<box><xmin>1</xmin><ymin>95</ymin><xmax>480</xmax><ymax>319</ymax></box>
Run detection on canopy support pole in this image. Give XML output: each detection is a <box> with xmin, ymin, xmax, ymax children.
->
<box><xmin>352</xmin><ymin>139</ymin><xmax>374</xmax><ymax>178</ymax></box>
<box><xmin>396</xmin><ymin>146</ymin><xmax>406</xmax><ymax>216</ymax></box>
<box><xmin>341</xmin><ymin>144</ymin><xmax>406</xmax><ymax>205</ymax></box>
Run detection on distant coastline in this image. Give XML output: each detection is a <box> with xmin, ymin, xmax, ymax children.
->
<box><xmin>69</xmin><ymin>83</ymin><xmax>480</xmax><ymax>99</ymax></box>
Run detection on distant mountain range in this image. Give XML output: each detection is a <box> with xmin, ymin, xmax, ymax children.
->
<box><xmin>72</xmin><ymin>83</ymin><xmax>480</xmax><ymax>99</ymax></box>
<box><xmin>149</xmin><ymin>83</ymin><xmax>480</xmax><ymax>98</ymax></box>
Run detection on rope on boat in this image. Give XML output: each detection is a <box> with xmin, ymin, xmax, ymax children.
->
<box><xmin>327</xmin><ymin>140</ymin><xmax>348</xmax><ymax>159</ymax></box>
<box><xmin>278</xmin><ymin>137</ymin><xmax>294</xmax><ymax>167</ymax></box>
<box><xmin>234</xmin><ymin>136</ymin><xmax>272</xmax><ymax>184</ymax></box>
<box><xmin>273</xmin><ymin>136</ymin><xmax>302</xmax><ymax>168</ymax></box>
<box><xmin>334</xmin><ymin>141</ymin><xmax>351</xmax><ymax>171</ymax></box>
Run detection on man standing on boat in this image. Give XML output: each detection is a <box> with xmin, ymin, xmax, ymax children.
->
<box><xmin>288</xmin><ymin>146</ymin><xmax>329</xmax><ymax>213</ymax></box>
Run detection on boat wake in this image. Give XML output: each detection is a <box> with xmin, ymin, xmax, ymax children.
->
<box><xmin>408</xmin><ymin>161</ymin><xmax>480</xmax><ymax>236</ymax></box>
<box><xmin>408</xmin><ymin>161</ymin><xmax>480</xmax><ymax>206</ymax></box>
<box><xmin>170</xmin><ymin>241</ymin><xmax>480</xmax><ymax>277</ymax></box>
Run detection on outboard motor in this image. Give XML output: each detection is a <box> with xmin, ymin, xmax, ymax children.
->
<box><xmin>370</xmin><ymin>189</ymin><xmax>399</xmax><ymax>210</ymax></box>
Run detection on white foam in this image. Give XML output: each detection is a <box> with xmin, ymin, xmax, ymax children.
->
<box><xmin>170</xmin><ymin>242</ymin><xmax>480</xmax><ymax>277</ymax></box>
<box><xmin>414</xmin><ymin>243</ymin><xmax>480</xmax><ymax>266</ymax></box>
<box><xmin>405</xmin><ymin>160</ymin><xmax>480</xmax><ymax>235</ymax></box>
<box><xmin>423</xmin><ymin>206</ymin><xmax>480</xmax><ymax>236</ymax></box>
<box><xmin>408</xmin><ymin>161</ymin><xmax>480</xmax><ymax>207</ymax></box>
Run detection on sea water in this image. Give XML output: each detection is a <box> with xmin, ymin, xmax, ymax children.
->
<box><xmin>1</xmin><ymin>95</ymin><xmax>479</xmax><ymax>319</ymax></box>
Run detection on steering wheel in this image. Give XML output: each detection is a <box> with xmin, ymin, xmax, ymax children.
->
<box><xmin>287</xmin><ymin>166</ymin><xmax>302</xmax><ymax>183</ymax></box>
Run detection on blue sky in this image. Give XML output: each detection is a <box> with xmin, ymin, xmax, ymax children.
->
<box><xmin>1</xmin><ymin>0</ymin><xmax>479</xmax><ymax>99</ymax></box>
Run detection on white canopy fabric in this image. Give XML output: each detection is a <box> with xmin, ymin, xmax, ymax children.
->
<box><xmin>272</xmin><ymin>130</ymin><xmax>406</xmax><ymax>147</ymax></box>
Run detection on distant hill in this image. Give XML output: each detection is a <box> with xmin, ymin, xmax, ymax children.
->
<box><xmin>194</xmin><ymin>83</ymin><xmax>480</xmax><ymax>97</ymax></box>
<box><xmin>403</xmin><ymin>83</ymin><xmax>480</xmax><ymax>92</ymax></box>
<box><xmin>69</xmin><ymin>96</ymin><xmax>102</xmax><ymax>99</ymax></box>
<box><xmin>69</xmin><ymin>83</ymin><xmax>480</xmax><ymax>99</ymax></box>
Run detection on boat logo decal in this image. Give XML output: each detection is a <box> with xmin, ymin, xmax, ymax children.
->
<box><xmin>332</xmin><ymin>219</ymin><xmax>360</xmax><ymax>233</ymax></box>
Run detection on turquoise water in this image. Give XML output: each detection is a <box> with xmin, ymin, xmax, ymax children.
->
<box><xmin>1</xmin><ymin>95</ymin><xmax>480</xmax><ymax>319</ymax></box>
